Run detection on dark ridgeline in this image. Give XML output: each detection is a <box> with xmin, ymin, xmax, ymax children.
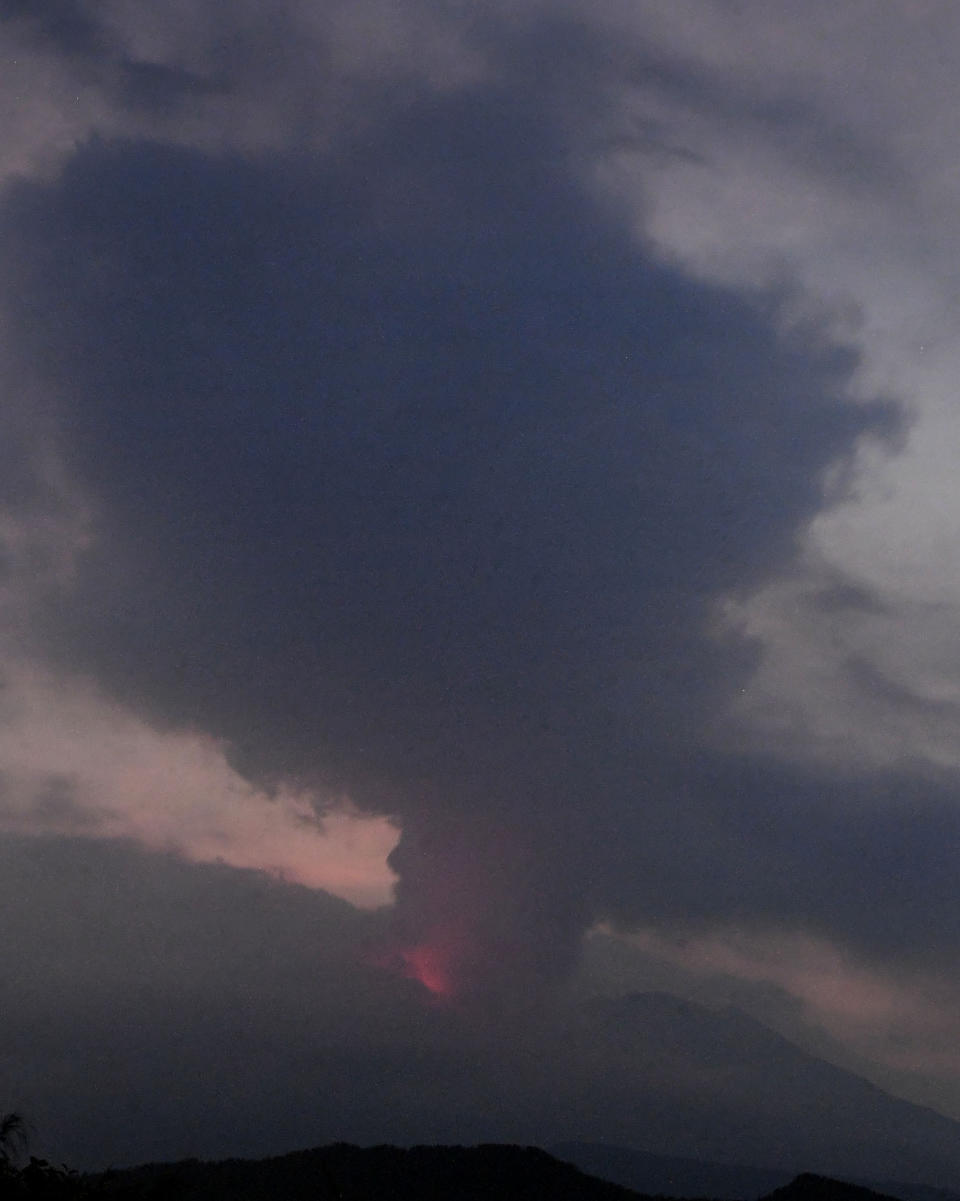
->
<box><xmin>89</xmin><ymin>1145</ymin><xmax>642</xmax><ymax>1200</ymax></box>
<box><xmin>552</xmin><ymin>1143</ymin><xmax>960</xmax><ymax>1201</ymax></box>
<box><xmin>552</xmin><ymin>1142</ymin><xmax>796</xmax><ymax>1200</ymax></box>
<box><xmin>765</xmin><ymin>1179</ymin><xmax>902</xmax><ymax>1201</ymax></box>
<box><xmin>51</xmin><ymin>1147</ymin><xmax>946</xmax><ymax>1201</ymax></box>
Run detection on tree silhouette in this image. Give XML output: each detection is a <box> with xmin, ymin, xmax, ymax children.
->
<box><xmin>0</xmin><ymin>1112</ymin><xmax>93</xmax><ymax>1197</ymax></box>
<box><xmin>0</xmin><ymin>1112</ymin><xmax>28</xmax><ymax>1168</ymax></box>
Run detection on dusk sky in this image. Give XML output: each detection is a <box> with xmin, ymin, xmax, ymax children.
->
<box><xmin>5</xmin><ymin>0</ymin><xmax>960</xmax><ymax>1173</ymax></box>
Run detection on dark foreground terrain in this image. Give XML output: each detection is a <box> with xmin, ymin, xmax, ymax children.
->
<box><xmin>90</xmin><ymin>1145</ymin><xmax>638</xmax><ymax>1201</ymax></box>
<box><xmin>554</xmin><ymin>1143</ymin><xmax>960</xmax><ymax>1201</ymax></box>
<box><xmin>4</xmin><ymin>1144</ymin><xmax>938</xmax><ymax>1201</ymax></box>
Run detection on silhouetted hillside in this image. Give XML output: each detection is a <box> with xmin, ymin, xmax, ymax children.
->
<box><xmin>556</xmin><ymin>995</ymin><xmax>960</xmax><ymax>1189</ymax></box>
<box><xmin>551</xmin><ymin>1142</ymin><xmax>794</xmax><ymax>1199</ymax></box>
<box><xmin>761</xmin><ymin>1176</ymin><xmax>900</xmax><ymax>1201</ymax></box>
<box><xmin>82</xmin><ymin>1146</ymin><xmax>951</xmax><ymax>1201</ymax></box>
<box><xmin>552</xmin><ymin>1143</ymin><xmax>960</xmax><ymax>1201</ymax></box>
<box><xmin>89</xmin><ymin>1144</ymin><xmax>646</xmax><ymax>1201</ymax></box>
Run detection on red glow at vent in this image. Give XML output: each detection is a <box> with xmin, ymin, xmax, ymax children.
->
<box><xmin>398</xmin><ymin>942</ymin><xmax>456</xmax><ymax>1000</ymax></box>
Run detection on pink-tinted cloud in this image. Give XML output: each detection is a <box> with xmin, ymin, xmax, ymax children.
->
<box><xmin>0</xmin><ymin>659</ymin><xmax>399</xmax><ymax>908</ymax></box>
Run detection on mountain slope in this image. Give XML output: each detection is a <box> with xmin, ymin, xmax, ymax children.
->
<box><xmin>550</xmin><ymin>1142</ymin><xmax>794</xmax><ymax>1199</ymax></box>
<box><xmin>551</xmin><ymin>1143</ymin><xmax>960</xmax><ymax>1201</ymax></box>
<box><xmin>762</xmin><ymin>1177</ymin><xmax>901</xmax><ymax>1201</ymax></box>
<box><xmin>546</xmin><ymin>994</ymin><xmax>960</xmax><ymax>1189</ymax></box>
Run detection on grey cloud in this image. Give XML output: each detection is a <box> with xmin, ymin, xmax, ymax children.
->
<box><xmin>0</xmin><ymin>0</ymin><xmax>104</xmax><ymax>57</ymax></box>
<box><xmin>845</xmin><ymin>653</ymin><xmax>960</xmax><ymax>720</ymax></box>
<box><xmin>30</xmin><ymin>772</ymin><xmax>113</xmax><ymax>828</ymax></box>
<box><xmin>7</xmin><ymin>836</ymin><xmax>960</xmax><ymax>1179</ymax></box>
<box><xmin>0</xmin><ymin>63</ymin><xmax>899</xmax><ymax>1004</ymax></box>
<box><xmin>114</xmin><ymin>59</ymin><xmax>220</xmax><ymax>113</ymax></box>
<box><xmin>513</xmin><ymin>15</ymin><xmax>912</xmax><ymax>201</ymax></box>
<box><xmin>0</xmin><ymin>836</ymin><xmax>571</xmax><ymax>1166</ymax></box>
<box><xmin>592</xmin><ymin>754</ymin><xmax>960</xmax><ymax>978</ymax></box>
<box><xmin>0</xmin><ymin>835</ymin><xmax>404</xmax><ymax>1165</ymax></box>
<box><xmin>3</xmin><ymin>0</ymin><xmax>960</xmax><ymax>1166</ymax></box>
<box><xmin>4</xmin><ymin>0</ymin><xmax>953</xmax><ymax>1049</ymax></box>
<box><xmin>809</xmin><ymin>581</ymin><xmax>890</xmax><ymax>616</ymax></box>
